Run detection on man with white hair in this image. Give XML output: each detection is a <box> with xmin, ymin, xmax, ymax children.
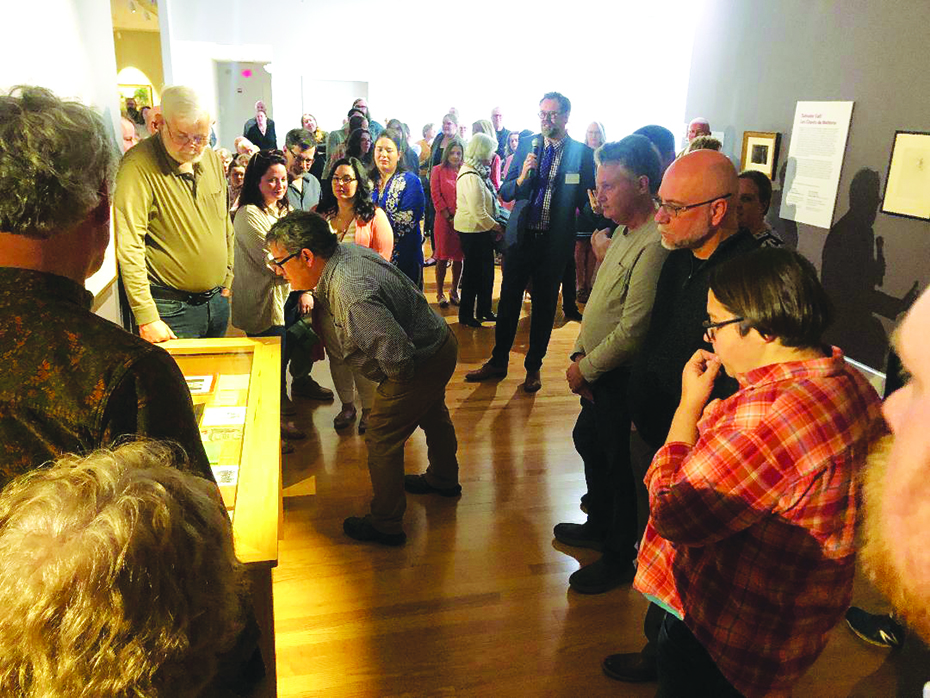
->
<box><xmin>115</xmin><ymin>86</ymin><xmax>234</xmax><ymax>341</ymax></box>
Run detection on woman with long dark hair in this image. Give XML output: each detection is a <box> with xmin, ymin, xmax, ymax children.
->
<box><xmin>345</xmin><ymin>127</ymin><xmax>373</xmax><ymax>166</ymax></box>
<box><xmin>230</xmin><ymin>150</ymin><xmax>305</xmax><ymax>447</ymax></box>
<box><xmin>231</xmin><ymin>150</ymin><xmax>291</xmax><ymax>336</ymax></box>
<box><xmin>370</xmin><ymin>128</ymin><xmax>426</xmax><ymax>286</ymax></box>
<box><xmin>315</xmin><ymin>156</ymin><xmax>394</xmax><ymax>432</ymax></box>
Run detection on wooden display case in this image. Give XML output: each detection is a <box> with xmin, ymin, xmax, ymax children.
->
<box><xmin>163</xmin><ymin>337</ymin><xmax>282</xmax><ymax>696</ymax></box>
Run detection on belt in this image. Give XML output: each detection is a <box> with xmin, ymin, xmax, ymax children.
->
<box><xmin>150</xmin><ymin>284</ymin><xmax>222</xmax><ymax>306</ymax></box>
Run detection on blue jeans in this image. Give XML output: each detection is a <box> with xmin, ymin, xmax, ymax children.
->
<box><xmin>153</xmin><ymin>291</ymin><xmax>229</xmax><ymax>339</ymax></box>
<box><xmin>656</xmin><ymin>612</ymin><xmax>744</xmax><ymax>698</ymax></box>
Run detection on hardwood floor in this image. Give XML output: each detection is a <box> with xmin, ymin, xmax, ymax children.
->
<box><xmin>273</xmin><ymin>267</ymin><xmax>894</xmax><ymax>697</ymax></box>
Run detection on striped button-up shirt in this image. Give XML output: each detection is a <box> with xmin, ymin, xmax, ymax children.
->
<box><xmin>634</xmin><ymin>347</ymin><xmax>885</xmax><ymax>697</ymax></box>
<box><xmin>314</xmin><ymin>243</ymin><xmax>449</xmax><ymax>383</ymax></box>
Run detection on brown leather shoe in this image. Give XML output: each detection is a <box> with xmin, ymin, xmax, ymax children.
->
<box><xmin>523</xmin><ymin>370</ymin><xmax>542</xmax><ymax>393</ymax></box>
<box><xmin>465</xmin><ymin>363</ymin><xmax>507</xmax><ymax>382</ymax></box>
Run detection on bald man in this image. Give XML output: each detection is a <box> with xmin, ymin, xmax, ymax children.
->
<box><xmin>603</xmin><ymin>150</ymin><xmax>761</xmax><ymax>685</ymax></box>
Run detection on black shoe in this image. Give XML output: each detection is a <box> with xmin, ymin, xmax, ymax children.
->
<box><xmin>845</xmin><ymin>607</ymin><xmax>905</xmax><ymax>648</ymax></box>
<box><xmin>602</xmin><ymin>652</ymin><xmax>658</xmax><ymax>683</ymax></box>
<box><xmin>569</xmin><ymin>556</ymin><xmax>635</xmax><ymax>594</ymax></box>
<box><xmin>553</xmin><ymin>521</ymin><xmax>604</xmax><ymax>551</ymax></box>
<box><xmin>404</xmin><ymin>473</ymin><xmax>462</xmax><ymax>497</ymax></box>
<box><xmin>343</xmin><ymin>515</ymin><xmax>406</xmax><ymax>546</ymax></box>
<box><xmin>564</xmin><ymin>308</ymin><xmax>583</xmax><ymax>322</ymax></box>
<box><xmin>477</xmin><ymin>312</ymin><xmax>497</xmax><ymax>322</ymax></box>
<box><xmin>459</xmin><ymin>318</ymin><xmax>483</xmax><ymax>328</ymax></box>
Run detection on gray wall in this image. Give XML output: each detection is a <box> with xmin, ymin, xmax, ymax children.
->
<box><xmin>684</xmin><ymin>0</ymin><xmax>930</xmax><ymax>369</ymax></box>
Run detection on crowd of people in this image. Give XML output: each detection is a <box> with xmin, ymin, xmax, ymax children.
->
<box><xmin>0</xmin><ymin>81</ymin><xmax>927</xmax><ymax>697</ymax></box>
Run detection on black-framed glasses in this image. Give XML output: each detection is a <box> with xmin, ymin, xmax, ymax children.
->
<box><xmin>702</xmin><ymin>316</ymin><xmax>744</xmax><ymax>341</ymax></box>
<box><xmin>332</xmin><ymin>175</ymin><xmax>357</xmax><ymax>185</ymax></box>
<box><xmin>654</xmin><ymin>193</ymin><xmax>732</xmax><ymax>218</ymax></box>
<box><xmin>538</xmin><ymin>110</ymin><xmax>564</xmax><ymax>122</ymax></box>
<box><xmin>288</xmin><ymin>147</ymin><xmax>315</xmax><ymax>164</ymax></box>
<box><xmin>266</xmin><ymin>251</ymin><xmax>300</xmax><ymax>270</ymax></box>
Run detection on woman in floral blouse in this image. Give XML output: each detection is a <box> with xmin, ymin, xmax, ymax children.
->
<box><xmin>370</xmin><ymin>128</ymin><xmax>425</xmax><ymax>287</ymax></box>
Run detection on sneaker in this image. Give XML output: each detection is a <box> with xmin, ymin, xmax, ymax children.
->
<box><xmin>343</xmin><ymin>515</ymin><xmax>406</xmax><ymax>546</ymax></box>
<box><xmin>602</xmin><ymin>652</ymin><xmax>658</xmax><ymax>683</ymax></box>
<box><xmin>845</xmin><ymin>607</ymin><xmax>904</xmax><ymax>648</ymax></box>
<box><xmin>553</xmin><ymin>522</ymin><xmax>604</xmax><ymax>551</ymax></box>
<box><xmin>291</xmin><ymin>378</ymin><xmax>334</xmax><ymax>401</ymax></box>
<box><xmin>404</xmin><ymin>474</ymin><xmax>462</xmax><ymax>497</ymax></box>
<box><xmin>569</xmin><ymin>556</ymin><xmax>635</xmax><ymax>594</ymax></box>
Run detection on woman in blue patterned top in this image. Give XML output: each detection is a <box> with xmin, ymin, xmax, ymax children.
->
<box><xmin>370</xmin><ymin>128</ymin><xmax>425</xmax><ymax>287</ymax></box>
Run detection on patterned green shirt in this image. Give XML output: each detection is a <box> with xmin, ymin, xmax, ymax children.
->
<box><xmin>0</xmin><ymin>268</ymin><xmax>213</xmax><ymax>488</ymax></box>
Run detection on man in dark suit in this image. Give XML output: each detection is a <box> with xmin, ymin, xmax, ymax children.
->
<box><xmin>466</xmin><ymin>92</ymin><xmax>595</xmax><ymax>392</ymax></box>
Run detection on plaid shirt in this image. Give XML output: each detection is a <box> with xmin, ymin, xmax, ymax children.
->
<box><xmin>634</xmin><ymin>347</ymin><xmax>885</xmax><ymax>697</ymax></box>
<box><xmin>529</xmin><ymin>136</ymin><xmax>566</xmax><ymax>230</ymax></box>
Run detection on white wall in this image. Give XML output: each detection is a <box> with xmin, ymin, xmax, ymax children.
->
<box><xmin>159</xmin><ymin>0</ymin><xmax>700</xmax><ymax>146</ymax></box>
<box><xmin>1</xmin><ymin>0</ymin><xmax>122</xmax><ymax>322</ymax></box>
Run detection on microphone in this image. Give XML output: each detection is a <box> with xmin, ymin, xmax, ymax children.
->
<box><xmin>529</xmin><ymin>137</ymin><xmax>540</xmax><ymax>179</ymax></box>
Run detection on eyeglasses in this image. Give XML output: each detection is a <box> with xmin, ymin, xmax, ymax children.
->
<box><xmin>702</xmin><ymin>316</ymin><xmax>744</xmax><ymax>342</ymax></box>
<box><xmin>538</xmin><ymin>110</ymin><xmax>564</xmax><ymax>122</ymax></box>
<box><xmin>654</xmin><ymin>193</ymin><xmax>732</xmax><ymax>218</ymax></box>
<box><xmin>164</xmin><ymin>122</ymin><xmax>209</xmax><ymax>146</ymax></box>
<box><xmin>288</xmin><ymin>148</ymin><xmax>315</xmax><ymax>164</ymax></box>
<box><xmin>332</xmin><ymin>176</ymin><xmax>357</xmax><ymax>185</ymax></box>
<box><xmin>266</xmin><ymin>251</ymin><xmax>300</xmax><ymax>270</ymax></box>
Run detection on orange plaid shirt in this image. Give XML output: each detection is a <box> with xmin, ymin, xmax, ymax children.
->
<box><xmin>634</xmin><ymin>347</ymin><xmax>885</xmax><ymax>697</ymax></box>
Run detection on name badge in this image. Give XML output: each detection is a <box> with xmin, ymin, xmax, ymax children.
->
<box><xmin>565</xmin><ymin>173</ymin><xmax>580</xmax><ymax>185</ymax></box>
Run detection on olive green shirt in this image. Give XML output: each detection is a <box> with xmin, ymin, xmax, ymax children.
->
<box><xmin>572</xmin><ymin>217</ymin><xmax>668</xmax><ymax>383</ymax></box>
<box><xmin>0</xmin><ymin>268</ymin><xmax>213</xmax><ymax>488</ymax></box>
<box><xmin>114</xmin><ymin>133</ymin><xmax>234</xmax><ymax>326</ymax></box>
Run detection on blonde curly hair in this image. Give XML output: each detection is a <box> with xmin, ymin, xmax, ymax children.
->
<box><xmin>0</xmin><ymin>441</ymin><xmax>245</xmax><ymax>698</ymax></box>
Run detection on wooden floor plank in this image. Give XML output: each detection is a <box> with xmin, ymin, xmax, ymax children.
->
<box><xmin>272</xmin><ymin>266</ymin><xmax>892</xmax><ymax>697</ymax></box>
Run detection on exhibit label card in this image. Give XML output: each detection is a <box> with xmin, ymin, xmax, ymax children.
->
<box><xmin>202</xmin><ymin>406</ymin><xmax>247</xmax><ymax>427</ymax></box>
<box><xmin>780</xmin><ymin>101</ymin><xmax>854</xmax><ymax>229</ymax></box>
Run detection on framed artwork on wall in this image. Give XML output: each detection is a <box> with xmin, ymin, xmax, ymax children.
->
<box><xmin>881</xmin><ymin>130</ymin><xmax>930</xmax><ymax>221</ymax></box>
<box><xmin>740</xmin><ymin>131</ymin><xmax>781</xmax><ymax>179</ymax></box>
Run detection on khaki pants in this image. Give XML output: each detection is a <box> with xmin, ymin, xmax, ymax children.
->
<box><xmin>365</xmin><ymin>331</ymin><xmax>459</xmax><ymax>534</ymax></box>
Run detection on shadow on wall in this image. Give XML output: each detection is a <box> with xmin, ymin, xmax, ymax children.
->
<box><xmin>768</xmin><ymin>158</ymin><xmax>799</xmax><ymax>250</ymax></box>
<box><xmin>820</xmin><ymin>168</ymin><xmax>919</xmax><ymax>369</ymax></box>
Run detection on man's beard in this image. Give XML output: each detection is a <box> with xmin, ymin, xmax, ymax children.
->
<box><xmin>860</xmin><ymin>434</ymin><xmax>930</xmax><ymax>643</ymax></box>
<box><xmin>659</xmin><ymin>224</ymin><xmax>716</xmax><ymax>252</ymax></box>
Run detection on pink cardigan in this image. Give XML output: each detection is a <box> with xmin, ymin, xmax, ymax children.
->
<box><xmin>328</xmin><ymin>208</ymin><xmax>394</xmax><ymax>261</ymax></box>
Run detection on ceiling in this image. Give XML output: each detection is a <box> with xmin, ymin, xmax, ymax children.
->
<box><xmin>111</xmin><ymin>0</ymin><xmax>159</xmax><ymax>32</ymax></box>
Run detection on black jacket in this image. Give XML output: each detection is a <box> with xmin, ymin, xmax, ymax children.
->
<box><xmin>627</xmin><ymin>229</ymin><xmax>761</xmax><ymax>449</ymax></box>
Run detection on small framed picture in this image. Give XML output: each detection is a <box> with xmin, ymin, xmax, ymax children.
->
<box><xmin>740</xmin><ymin>131</ymin><xmax>781</xmax><ymax>180</ymax></box>
<box><xmin>881</xmin><ymin>130</ymin><xmax>930</xmax><ymax>221</ymax></box>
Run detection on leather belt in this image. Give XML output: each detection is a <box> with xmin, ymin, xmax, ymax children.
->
<box><xmin>150</xmin><ymin>285</ymin><xmax>222</xmax><ymax>306</ymax></box>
